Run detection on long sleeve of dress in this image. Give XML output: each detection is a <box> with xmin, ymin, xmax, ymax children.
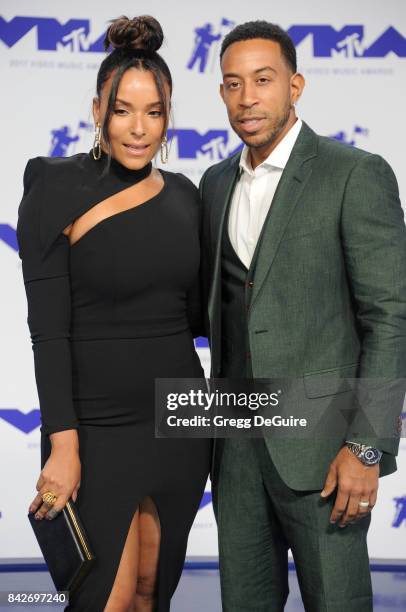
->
<box><xmin>17</xmin><ymin>157</ymin><xmax>79</xmax><ymax>435</ymax></box>
<box><xmin>176</xmin><ymin>172</ymin><xmax>205</xmax><ymax>339</ymax></box>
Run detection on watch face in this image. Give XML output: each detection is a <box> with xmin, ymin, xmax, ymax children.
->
<box><xmin>363</xmin><ymin>447</ymin><xmax>380</xmax><ymax>464</ymax></box>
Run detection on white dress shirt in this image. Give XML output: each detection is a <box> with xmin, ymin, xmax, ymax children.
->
<box><xmin>228</xmin><ymin>118</ymin><xmax>303</xmax><ymax>269</ymax></box>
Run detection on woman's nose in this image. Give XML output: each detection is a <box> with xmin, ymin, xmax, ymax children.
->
<box><xmin>130</xmin><ymin>116</ymin><xmax>146</xmax><ymax>137</ymax></box>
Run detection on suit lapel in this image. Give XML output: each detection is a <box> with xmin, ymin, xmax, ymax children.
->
<box><xmin>250</xmin><ymin>123</ymin><xmax>319</xmax><ymax>308</ymax></box>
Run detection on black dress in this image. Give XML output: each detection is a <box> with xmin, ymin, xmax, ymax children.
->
<box><xmin>17</xmin><ymin>151</ymin><xmax>212</xmax><ymax>611</ymax></box>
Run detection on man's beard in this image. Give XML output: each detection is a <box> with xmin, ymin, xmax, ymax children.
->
<box><xmin>234</xmin><ymin>104</ymin><xmax>292</xmax><ymax>150</ymax></box>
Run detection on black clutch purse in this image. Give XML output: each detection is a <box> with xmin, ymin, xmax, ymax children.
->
<box><xmin>28</xmin><ymin>499</ymin><xmax>96</xmax><ymax>596</ymax></box>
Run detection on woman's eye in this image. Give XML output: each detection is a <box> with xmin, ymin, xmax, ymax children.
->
<box><xmin>149</xmin><ymin>110</ymin><xmax>162</xmax><ymax>117</ymax></box>
<box><xmin>113</xmin><ymin>109</ymin><xmax>127</xmax><ymax>115</ymax></box>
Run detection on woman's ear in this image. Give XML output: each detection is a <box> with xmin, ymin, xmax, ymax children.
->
<box><xmin>92</xmin><ymin>97</ymin><xmax>100</xmax><ymax>125</ymax></box>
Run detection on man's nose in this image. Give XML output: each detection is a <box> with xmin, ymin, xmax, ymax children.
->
<box><xmin>239</xmin><ymin>83</ymin><xmax>258</xmax><ymax>108</ymax></box>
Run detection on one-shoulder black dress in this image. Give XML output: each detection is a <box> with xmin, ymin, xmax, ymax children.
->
<box><xmin>17</xmin><ymin>151</ymin><xmax>211</xmax><ymax>611</ymax></box>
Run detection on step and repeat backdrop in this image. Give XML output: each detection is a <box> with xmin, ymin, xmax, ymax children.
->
<box><xmin>1</xmin><ymin>0</ymin><xmax>405</xmax><ymax>560</ymax></box>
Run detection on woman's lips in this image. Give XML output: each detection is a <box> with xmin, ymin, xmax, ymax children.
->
<box><xmin>123</xmin><ymin>143</ymin><xmax>150</xmax><ymax>157</ymax></box>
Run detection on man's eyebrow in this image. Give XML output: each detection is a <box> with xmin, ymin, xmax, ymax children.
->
<box><xmin>253</xmin><ymin>66</ymin><xmax>277</xmax><ymax>75</ymax></box>
<box><xmin>223</xmin><ymin>66</ymin><xmax>277</xmax><ymax>79</ymax></box>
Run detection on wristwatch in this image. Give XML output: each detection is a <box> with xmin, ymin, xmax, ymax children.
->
<box><xmin>345</xmin><ymin>442</ymin><xmax>383</xmax><ymax>466</ymax></box>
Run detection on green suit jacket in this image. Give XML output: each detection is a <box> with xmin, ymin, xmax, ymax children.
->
<box><xmin>200</xmin><ymin>121</ymin><xmax>406</xmax><ymax>490</ymax></box>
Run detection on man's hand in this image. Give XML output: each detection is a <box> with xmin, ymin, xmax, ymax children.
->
<box><xmin>320</xmin><ymin>446</ymin><xmax>379</xmax><ymax>527</ymax></box>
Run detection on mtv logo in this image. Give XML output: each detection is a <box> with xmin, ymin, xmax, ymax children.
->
<box><xmin>186</xmin><ymin>18</ymin><xmax>235</xmax><ymax>74</ymax></box>
<box><xmin>0</xmin><ymin>16</ymin><xmax>105</xmax><ymax>52</ymax></box>
<box><xmin>49</xmin><ymin>120</ymin><xmax>93</xmax><ymax>157</ymax></box>
<box><xmin>329</xmin><ymin>125</ymin><xmax>369</xmax><ymax>146</ymax></box>
<box><xmin>168</xmin><ymin>129</ymin><xmax>242</xmax><ymax>161</ymax></box>
<box><xmin>0</xmin><ymin>409</ymin><xmax>41</xmax><ymax>433</ymax></box>
<box><xmin>287</xmin><ymin>25</ymin><xmax>406</xmax><ymax>58</ymax></box>
<box><xmin>0</xmin><ymin>224</ymin><xmax>18</xmax><ymax>251</ymax></box>
<box><xmin>392</xmin><ymin>496</ymin><xmax>406</xmax><ymax>528</ymax></box>
<box><xmin>199</xmin><ymin>491</ymin><xmax>212</xmax><ymax>510</ymax></box>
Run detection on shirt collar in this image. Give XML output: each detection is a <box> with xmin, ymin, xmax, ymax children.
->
<box><xmin>239</xmin><ymin>118</ymin><xmax>303</xmax><ymax>176</ymax></box>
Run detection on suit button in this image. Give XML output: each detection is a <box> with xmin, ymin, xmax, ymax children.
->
<box><xmin>247</xmin><ymin>281</ymin><xmax>254</xmax><ymax>288</ymax></box>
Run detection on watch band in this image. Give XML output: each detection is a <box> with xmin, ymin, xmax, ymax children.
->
<box><xmin>345</xmin><ymin>441</ymin><xmax>383</xmax><ymax>465</ymax></box>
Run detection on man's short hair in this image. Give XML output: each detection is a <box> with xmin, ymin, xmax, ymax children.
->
<box><xmin>220</xmin><ymin>21</ymin><xmax>297</xmax><ymax>73</ymax></box>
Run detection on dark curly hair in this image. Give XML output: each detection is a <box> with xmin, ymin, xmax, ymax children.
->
<box><xmin>95</xmin><ymin>15</ymin><xmax>172</xmax><ymax>163</ymax></box>
<box><xmin>220</xmin><ymin>21</ymin><xmax>297</xmax><ymax>73</ymax></box>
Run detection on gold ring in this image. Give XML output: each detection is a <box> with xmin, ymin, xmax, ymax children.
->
<box><xmin>358</xmin><ymin>500</ymin><xmax>370</xmax><ymax>508</ymax></box>
<box><xmin>42</xmin><ymin>492</ymin><xmax>57</xmax><ymax>507</ymax></box>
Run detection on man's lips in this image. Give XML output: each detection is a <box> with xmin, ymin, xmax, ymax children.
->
<box><xmin>237</xmin><ymin>117</ymin><xmax>265</xmax><ymax>133</ymax></box>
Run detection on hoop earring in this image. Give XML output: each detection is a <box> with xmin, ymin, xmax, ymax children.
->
<box><xmin>92</xmin><ymin>123</ymin><xmax>101</xmax><ymax>160</ymax></box>
<box><xmin>160</xmin><ymin>135</ymin><xmax>168</xmax><ymax>164</ymax></box>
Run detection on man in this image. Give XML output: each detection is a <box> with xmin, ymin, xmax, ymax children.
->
<box><xmin>199</xmin><ymin>21</ymin><xmax>406</xmax><ymax>612</ymax></box>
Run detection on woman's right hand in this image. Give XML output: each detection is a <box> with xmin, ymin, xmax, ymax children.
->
<box><xmin>28</xmin><ymin>431</ymin><xmax>81</xmax><ymax>520</ymax></box>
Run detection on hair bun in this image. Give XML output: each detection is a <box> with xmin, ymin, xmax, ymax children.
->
<box><xmin>105</xmin><ymin>15</ymin><xmax>164</xmax><ymax>53</ymax></box>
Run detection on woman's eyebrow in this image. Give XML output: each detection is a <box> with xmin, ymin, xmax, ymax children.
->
<box><xmin>114</xmin><ymin>98</ymin><xmax>162</xmax><ymax>108</ymax></box>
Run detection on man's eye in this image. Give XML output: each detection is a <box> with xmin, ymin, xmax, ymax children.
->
<box><xmin>226</xmin><ymin>82</ymin><xmax>240</xmax><ymax>89</ymax></box>
<box><xmin>257</xmin><ymin>78</ymin><xmax>270</xmax><ymax>84</ymax></box>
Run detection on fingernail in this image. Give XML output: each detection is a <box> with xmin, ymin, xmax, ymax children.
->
<box><xmin>339</xmin><ymin>524</ymin><xmax>347</xmax><ymax>528</ymax></box>
<box><xmin>320</xmin><ymin>491</ymin><xmax>326</xmax><ymax>497</ymax></box>
<box><xmin>35</xmin><ymin>513</ymin><xmax>41</xmax><ymax>520</ymax></box>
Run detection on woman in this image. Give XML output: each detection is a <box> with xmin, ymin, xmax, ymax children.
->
<box><xmin>17</xmin><ymin>15</ymin><xmax>211</xmax><ymax>611</ymax></box>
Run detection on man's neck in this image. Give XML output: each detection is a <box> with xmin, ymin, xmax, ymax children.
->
<box><xmin>249</xmin><ymin>113</ymin><xmax>298</xmax><ymax>170</ymax></box>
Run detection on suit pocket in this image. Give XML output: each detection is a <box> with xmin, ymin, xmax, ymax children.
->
<box><xmin>303</xmin><ymin>362</ymin><xmax>359</xmax><ymax>398</ymax></box>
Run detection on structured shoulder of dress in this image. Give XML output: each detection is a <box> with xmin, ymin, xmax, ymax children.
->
<box><xmin>20</xmin><ymin>151</ymin><xmax>165</xmax><ymax>259</ymax></box>
<box><xmin>27</xmin><ymin>151</ymin><xmax>94</xmax><ymax>180</ymax></box>
<box><xmin>35</xmin><ymin>151</ymin><xmax>90</xmax><ymax>166</ymax></box>
<box><xmin>171</xmin><ymin>171</ymin><xmax>199</xmax><ymax>192</ymax></box>
<box><xmin>158</xmin><ymin>171</ymin><xmax>200</xmax><ymax>204</ymax></box>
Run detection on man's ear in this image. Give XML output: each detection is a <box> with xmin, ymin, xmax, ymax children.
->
<box><xmin>290</xmin><ymin>72</ymin><xmax>305</xmax><ymax>105</ymax></box>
